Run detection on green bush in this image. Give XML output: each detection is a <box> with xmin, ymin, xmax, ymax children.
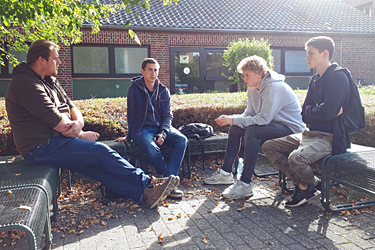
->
<box><xmin>222</xmin><ymin>38</ymin><xmax>274</xmax><ymax>89</ymax></box>
<box><xmin>1</xmin><ymin>89</ymin><xmax>375</xmax><ymax>156</ymax></box>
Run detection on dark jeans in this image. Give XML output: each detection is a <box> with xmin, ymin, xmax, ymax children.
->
<box><xmin>23</xmin><ymin>136</ymin><xmax>151</xmax><ymax>202</ymax></box>
<box><xmin>222</xmin><ymin>123</ymin><xmax>293</xmax><ymax>184</ymax></box>
<box><xmin>135</xmin><ymin>127</ymin><xmax>188</xmax><ymax>177</ymax></box>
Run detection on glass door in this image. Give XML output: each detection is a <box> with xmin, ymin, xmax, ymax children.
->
<box><xmin>170</xmin><ymin>48</ymin><xmax>202</xmax><ymax>94</ymax></box>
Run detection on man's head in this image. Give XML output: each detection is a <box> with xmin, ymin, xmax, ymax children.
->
<box><xmin>237</xmin><ymin>55</ymin><xmax>268</xmax><ymax>89</ymax></box>
<box><xmin>305</xmin><ymin>36</ymin><xmax>335</xmax><ymax>60</ymax></box>
<box><xmin>305</xmin><ymin>36</ymin><xmax>334</xmax><ymax>70</ymax></box>
<box><xmin>141</xmin><ymin>58</ymin><xmax>160</xmax><ymax>86</ymax></box>
<box><xmin>27</xmin><ymin>39</ymin><xmax>60</xmax><ymax>77</ymax></box>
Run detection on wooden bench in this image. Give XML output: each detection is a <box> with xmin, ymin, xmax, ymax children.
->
<box><xmin>279</xmin><ymin>144</ymin><xmax>375</xmax><ymax>212</ymax></box>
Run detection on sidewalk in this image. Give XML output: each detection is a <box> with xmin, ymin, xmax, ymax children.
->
<box><xmin>2</xmin><ymin>157</ymin><xmax>375</xmax><ymax>250</ymax></box>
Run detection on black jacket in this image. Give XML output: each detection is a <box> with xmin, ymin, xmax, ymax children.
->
<box><xmin>302</xmin><ymin>63</ymin><xmax>351</xmax><ymax>155</ymax></box>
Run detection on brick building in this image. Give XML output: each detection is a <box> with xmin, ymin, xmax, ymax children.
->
<box><xmin>1</xmin><ymin>0</ymin><xmax>375</xmax><ymax>99</ymax></box>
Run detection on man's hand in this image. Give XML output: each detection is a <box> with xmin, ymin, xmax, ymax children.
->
<box><xmin>154</xmin><ymin>130</ymin><xmax>167</xmax><ymax>146</ymax></box>
<box><xmin>61</xmin><ymin>120</ymin><xmax>83</xmax><ymax>138</ymax></box>
<box><xmin>336</xmin><ymin>106</ymin><xmax>343</xmax><ymax>117</ymax></box>
<box><xmin>115</xmin><ymin>137</ymin><xmax>127</xmax><ymax>142</ymax></box>
<box><xmin>215</xmin><ymin>115</ymin><xmax>233</xmax><ymax>126</ymax></box>
<box><xmin>78</xmin><ymin>131</ymin><xmax>100</xmax><ymax>141</ymax></box>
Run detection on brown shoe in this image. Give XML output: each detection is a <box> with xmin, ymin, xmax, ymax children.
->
<box><xmin>143</xmin><ymin>175</ymin><xmax>180</xmax><ymax>208</ymax></box>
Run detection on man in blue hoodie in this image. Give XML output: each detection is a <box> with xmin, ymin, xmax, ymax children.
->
<box><xmin>204</xmin><ymin>55</ymin><xmax>305</xmax><ymax>199</ymax></box>
<box><xmin>116</xmin><ymin>58</ymin><xmax>187</xmax><ymax>198</ymax></box>
<box><xmin>262</xmin><ymin>36</ymin><xmax>351</xmax><ymax>207</ymax></box>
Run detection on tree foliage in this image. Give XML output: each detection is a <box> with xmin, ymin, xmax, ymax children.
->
<box><xmin>222</xmin><ymin>38</ymin><xmax>274</xmax><ymax>88</ymax></box>
<box><xmin>0</xmin><ymin>0</ymin><xmax>178</xmax><ymax>66</ymax></box>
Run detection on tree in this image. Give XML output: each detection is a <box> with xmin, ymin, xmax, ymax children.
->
<box><xmin>222</xmin><ymin>38</ymin><xmax>274</xmax><ymax>89</ymax></box>
<box><xmin>0</xmin><ymin>0</ymin><xmax>177</xmax><ymax>66</ymax></box>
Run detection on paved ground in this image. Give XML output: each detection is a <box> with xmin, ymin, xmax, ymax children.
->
<box><xmin>2</xmin><ymin>157</ymin><xmax>375</xmax><ymax>250</ymax></box>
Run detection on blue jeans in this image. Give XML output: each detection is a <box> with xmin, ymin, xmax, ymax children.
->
<box><xmin>135</xmin><ymin>127</ymin><xmax>188</xmax><ymax>177</ymax></box>
<box><xmin>222</xmin><ymin>123</ymin><xmax>293</xmax><ymax>184</ymax></box>
<box><xmin>23</xmin><ymin>136</ymin><xmax>150</xmax><ymax>202</ymax></box>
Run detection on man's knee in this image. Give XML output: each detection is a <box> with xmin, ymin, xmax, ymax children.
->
<box><xmin>261</xmin><ymin>140</ymin><xmax>275</xmax><ymax>158</ymax></box>
<box><xmin>288</xmin><ymin>151</ymin><xmax>307</xmax><ymax>171</ymax></box>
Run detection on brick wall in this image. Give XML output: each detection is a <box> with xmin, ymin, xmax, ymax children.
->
<box><xmin>57</xmin><ymin>28</ymin><xmax>375</xmax><ymax>98</ymax></box>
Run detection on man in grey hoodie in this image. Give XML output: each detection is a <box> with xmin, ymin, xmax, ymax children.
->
<box><xmin>204</xmin><ymin>55</ymin><xmax>305</xmax><ymax>199</ymax></box>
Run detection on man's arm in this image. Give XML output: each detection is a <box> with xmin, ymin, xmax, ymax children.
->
<box><xmin>53</xmin><ymin>107</ymin><xmax>84</xmax><ymax>137</ymax></box>
<box><xmin>302</xmin><ymin>72</ymin><xmax>348</xmax><ymax>122</ymax></box>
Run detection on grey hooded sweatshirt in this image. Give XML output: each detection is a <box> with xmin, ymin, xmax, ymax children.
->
<box><xmin>232</xmin><ymin>70</ymin><xmax>305</xmax><ymax>134</ymax></box>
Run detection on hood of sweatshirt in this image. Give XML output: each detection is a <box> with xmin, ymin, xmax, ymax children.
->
<box><xmin>259</xmin><ymin>70</ymin><xmax>285</xmax><ymax>92</ymax></box>
<box><xmin>12</xmin><ymin>62</ymin><xmax>38</xmax><ymax>78</ymax></box>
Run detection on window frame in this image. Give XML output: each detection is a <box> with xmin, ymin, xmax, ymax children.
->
<box><xmin>71</xmin><ymin>43</ymin><xmax>150</xmax><ymax>78</ymax></box>
<box><xmin>271</xmin><ymin>47</ymin><xmax>313</xmax><ymax>76</ymax></box>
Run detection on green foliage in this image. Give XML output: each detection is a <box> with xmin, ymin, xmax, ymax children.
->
<box><xmin>0</xmin><ymin>0</ymin><xmax>178</xmax><ymax>66</ymax></box>
<box><xmin>222</xmin><ymin>38</ymin><xmax>274</xmax><ymax>88</ymax></box>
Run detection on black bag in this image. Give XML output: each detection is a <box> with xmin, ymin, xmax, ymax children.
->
<box><xmin>178</xmin><ymin>123</ymin><xmax>215</xmax><ymax>140</ymax></box>
<box><xmin>329</xmin><ymin>68</ymin><xmax>365</xmax><ymax>134</ymax></box>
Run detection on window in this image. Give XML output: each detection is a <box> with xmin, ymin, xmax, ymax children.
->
<box><xmin>72</xmin><ymin>44</ymin><xmax>149</xmax><ymax>77</ymax></box>
<box><xmin>363</xmin><ymin>6</ymin><xmax>372</xmax><ymax>17</ymax></box>
<box><xmin>170</xmin><ymin>47</ymin><xmax>230</xmax><ymax>94</ymax></box>
<box><xmin>272</xmin><ymin>47</ymin><xmax>312</xmax><ymax>76</ymax></box>
<box><xmin>1</xmin><ymin>49</ymin><xmax>27</xmax><ymax>78</ymax></box>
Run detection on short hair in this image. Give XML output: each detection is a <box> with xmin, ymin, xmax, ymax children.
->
<box><xmin>305</xmin><ymin>36</ymin><xmax>335</xmax><ymax>60</ymax></box>
<box><xmin>237</xmin><ymin>55</ymin><xmax>268</xmax><ymax>77</ymax></box>
<box><xmin>27</xmin><ymin>39</ymin><xmax>59</xmax><ymax>65</ymax></box>
<box><xmin>141</xmin><ymin>58</ymin><xmax>160</xmax><ymax>70</ymax></box>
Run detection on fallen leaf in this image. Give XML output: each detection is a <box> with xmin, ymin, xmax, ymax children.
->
<box><xmin>177</xmin><ymin>213</ymin><xmax>182</xmax><ymax>218</ymax></box>
<box><xmin>158</xmin><ymin>233</ymin><xmax>164</xmax><ymax>243</ymax></box>
<box><xmin>19</xmin><ymin>205</ymin><xmax>32</xmax><ymax>211</ymax></box>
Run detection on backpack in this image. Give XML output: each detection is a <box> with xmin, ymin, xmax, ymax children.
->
<box><xmin>178</xmin><ymin>123</ymin><xmax>215</xmax><ymax>140</ymax></box>
<box><xmin>328</xmin><ymin>68</ymin><xmax>365</xmax><ymax>134</ymax></box>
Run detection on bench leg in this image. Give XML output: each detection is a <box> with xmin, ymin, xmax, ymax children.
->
<box><xmin>42</xmin><ymin>211</ymin><xmax>52</xmax><ymax>250</ymax></box>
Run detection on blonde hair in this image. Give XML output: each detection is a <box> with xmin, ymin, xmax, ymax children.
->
<box><xmin>237</xmin><ymin>55</ymin><xmax>268</xmax><ymax>77</ymax></box>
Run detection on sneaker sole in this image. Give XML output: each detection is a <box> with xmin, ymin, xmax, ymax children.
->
<box><xmin>150</xmin><ymin>176</ymin><xmax>179</xmax><ymax>209</ymax></box>
<box><xmin>168</xmin><ymin>193</ymin><xmax>184</xmax><ymax>198</ymax></box>
<box><xmin>204</xmin><ymin>179</ymin><xmax>234</xmax><ymax>185</ymax></box>
<box><xmin>285</xmin><ymin>190</ymin><xmax>321</xmax><ymax>208</ymax></box>
<box><xmin>222</xmin><ymin>192</ymin><xmax>253</xmax><ymax>199</ymax></box>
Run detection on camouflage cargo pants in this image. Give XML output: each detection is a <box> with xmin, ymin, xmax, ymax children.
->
<box><xmin>262</xmin><ymin>130</ymin><xmax>333</xmax><ymax>187</ymax></box>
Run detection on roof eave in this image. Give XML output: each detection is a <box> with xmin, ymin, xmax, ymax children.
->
<box><xmin>83</xmin><ymin>24</ymin><xmax>375</xmax><ymax>37</ymax></box>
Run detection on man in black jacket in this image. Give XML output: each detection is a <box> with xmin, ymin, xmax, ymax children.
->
<box><xmin>262</xmin><ymin>36</ymin><xmax>352</xmax><ymax>207</ymax></box>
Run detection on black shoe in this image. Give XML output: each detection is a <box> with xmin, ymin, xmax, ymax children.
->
<box><xmin>315</xmin><ymin>181</ymin><xmax>321</xmax><ymax>191</ymax></box>
<box><xmin>285</xmin><ymin>186</ymin><xmax>321</xmax><ymax>207</ymax></box>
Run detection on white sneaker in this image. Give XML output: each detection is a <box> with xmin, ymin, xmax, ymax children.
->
<box><xmin>204</xmin><ymin>169</ymin><xmax>234</xmax><ymax>185</ymax></box>
<box><xmin>222</xmin><ymin>181</ymin><xmax>253</xmax><ymax>199</ymax></box>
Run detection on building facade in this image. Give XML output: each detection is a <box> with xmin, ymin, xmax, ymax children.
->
<box><xmin>1</xmin><ymin>0</ymin><xmax>375</xmax><ymax>99</ymax></box>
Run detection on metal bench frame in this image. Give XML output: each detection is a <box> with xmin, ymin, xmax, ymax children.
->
<box><xmin>279</xmin><ymin>145</ymin><xmax>375</xmax><ymax>213</ymax></box>
<box><xmin>0</xmin><ymin>186</ymin><xmax>52</xmax><ymax>250</ymax></box>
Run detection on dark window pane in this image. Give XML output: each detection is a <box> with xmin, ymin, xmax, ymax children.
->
<box><xmin>206</xmin><ymin>52</ymin><xmax>228</xmax><ymax>76</ymax></box>
<box><xmin>8</xmin><ymin>50</ymin><xmax>27</xmax><ymax>74</ymax></box>
<box><xmin>73</xmin><ymin>46</ymin><xmax>109</xmax><ymax>74</ymax></box>
<box><xmin>272</xmin><ymin>49</ymin><xmax>281</xmax><ymax>73</ymax></box>
<box><xmin>115</xmin><ymin>47</ymin><xmax>147</xmax><ymax>74</ymax></box>
<box><xmin>285</xmin><ymin>50</ymin><xmax>310</xmax><ymax>73</ymax></box>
